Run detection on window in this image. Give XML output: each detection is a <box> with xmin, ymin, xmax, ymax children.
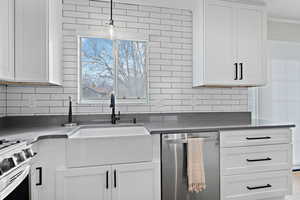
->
<box><xmin>79</xmin><ymin>35</ymin><xmax>148</xmax><ymax>103</ymax></box>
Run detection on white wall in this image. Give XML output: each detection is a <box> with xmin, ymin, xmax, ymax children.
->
<box><xmin>268</xmin><ymin>20</ymin><xmax>300</xmax><ymax>42</ymax></box>
<box><xmin>259</xmin><ymin>41</ymin><xmax>300</xmax><ymax>169</ymax></box>
<box><xmin>6</xmin><ymin>0</ymin><xmax>248</xmax><ymax>116</ymax></box>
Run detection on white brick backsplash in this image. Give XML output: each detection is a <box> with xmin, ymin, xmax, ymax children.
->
<box><xmin>127</xmin><ymin>10</ymin><xmax>149</xmax><ymax>17</ymax></box>
<box><xmin>63</xmin><ymin>4</ymin><xmax>76</xmax><ymax>11</ymax></box>
<box><xmin>77</xmin><ymin>5</ymin><xmax>100</xmax><ymax>13</ymax></box>
<box><xmin>3</xmin><ymin>0</ymin><xmax>249</xmax><ymax>116</ymax></box>
<box><xmin>139</xmin><ymin>5</ymin><xmax>161</xmax><ymax>13</ymax></box>
<box><xmin>63</xmin><ymin>10</ymin><xmax>89</xmax><ymax>18</ymax></box>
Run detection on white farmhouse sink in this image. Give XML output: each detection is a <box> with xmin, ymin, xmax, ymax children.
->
<box><xmin>66</xmin><ymin>125</ymin><xmax>153</xmax><ymax>167</ymax></box>
<box><xmin>71</xmin><ymin>126</ymin><xmax>150</xmax><ymax>138</ymax></box>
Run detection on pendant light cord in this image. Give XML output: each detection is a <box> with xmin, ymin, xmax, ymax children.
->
<box><xmin>110</xmin><ymin>0</ymin><xmax>114</xmax><ymax>26</ymax></box>
<box><xmin>90</xmin><ymin>0</ymin><xmax>114</xmax><ymax>26</ymax></box>
<box><xmin>110</xmin><ymin>0</ymin><xmax>113</xmax><ymax>22</ymax></box>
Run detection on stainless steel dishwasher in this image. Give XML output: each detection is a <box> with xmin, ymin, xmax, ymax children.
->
<box><xmin>162</xmin><ymin>132</ymin><xmax>220</xmax><ymax>200</ymax></box>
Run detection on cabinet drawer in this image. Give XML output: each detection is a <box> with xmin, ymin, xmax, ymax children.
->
<box><xmin>221</xmin><ymin>144</ymin><xmax>292</xmax><ymax>175</ymax></box>
<box><xmin>220</xmin><ymin>128</ymin><xmax>292</xmax><ymax>147</ymax></box>
<box><xmin>221</xmin><ymin>171</ymin><xmax>292</xmax><ymax>200</ymax></box>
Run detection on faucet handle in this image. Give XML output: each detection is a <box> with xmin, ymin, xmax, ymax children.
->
<box><xmin>110</xmin><ymin>93</ymin><xmax>115</xmax><ymax>108</ymax></box>
<box><xmin>118</xmin><ymin>111</ymin><xmax>121</xmax><ymax>119</ymax></box>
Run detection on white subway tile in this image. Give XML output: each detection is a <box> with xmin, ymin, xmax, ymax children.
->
<box><xmin>4</xmin><ymin>2</ymin><xmax>248</xmax><ymax>115</ymax></box>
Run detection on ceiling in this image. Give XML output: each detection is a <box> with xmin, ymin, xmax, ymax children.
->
<box><xmin>265</xmin><ymin>0</ymin><xmax>300</xmax><ymax>21</ymax></box>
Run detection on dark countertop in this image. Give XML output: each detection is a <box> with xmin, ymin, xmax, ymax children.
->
<box><xmin>145</xmin><ymin>119</ymin><xmax>295</xmax><ymax>134</ymax></box>
<box><xmin>0</xmin><ymin>117</ymin><xmax>295</xmax><ymax>143</ymax></box>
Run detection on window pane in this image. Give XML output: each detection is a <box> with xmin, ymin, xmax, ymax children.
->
<box><xmin>80</xmin><ymin>37</ymin><xmax>114</xmax><ymax>101</ymax></box>
<box><xmin>116</xmin><ymin>40</ymin><xmax>147</xmax><ymax>99</ymax></box>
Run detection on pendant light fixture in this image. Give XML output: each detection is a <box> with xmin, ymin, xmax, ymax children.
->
<box><xmin>90</xmin><ymin>0</ymin><xmax>115</xmax><ymax>39</ymax></box>
<box><xmin>108</xmin><ymin>0</ymin><xmax>115</xmax><ymax>39</ymax></box>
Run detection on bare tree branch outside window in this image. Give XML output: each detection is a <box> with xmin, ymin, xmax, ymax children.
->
<box><xmin>79</xmin><ymin>37</ymin><xmax>147</xmax><ymax>103</ymax></box>
<box><xmin>117</xmin><ymin>40</ymin><xmax>147</xmax><ymax>99</ymax></box>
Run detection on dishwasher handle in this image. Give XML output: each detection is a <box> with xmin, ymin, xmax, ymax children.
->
<box><xmin>163</xmin><ymin>133</ymin><xmax>218</xmax><ymax>144</ymax></box>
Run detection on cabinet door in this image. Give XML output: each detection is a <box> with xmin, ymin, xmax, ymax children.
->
<box><xmin>0</xmin><ymin>0</ymin><xmax>14</xmax><ymax>81</ymax></box>
<box><xmin>15</xmin><ymin>0</ymin><xmax>48</xmax><ymax>82</ymax></box>
<box><xmin>30</xmin><ymin>163</ymin><xmax>42</xmax><ymax>200</ymax></box>
<box><xmin>205</xmin><ymin>0</ymin><xmax>238</xmax><ymax>86</ymax></box>
<box><xmin>56</xmin><ymin>166</ymin><xmax>111</xmax><ymax>200</ymax></box>
<box><xmin>237</xmin><ymin>7</ymin><xmax>266</xmax><ymax>86</ymax></box>
<box><xmin>112</xmin><ymin>162</ymin><xmax>158</xmax><ymax>200</ymax></box>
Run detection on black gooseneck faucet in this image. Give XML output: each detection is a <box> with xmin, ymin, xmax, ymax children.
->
<box><xmin>110</xmin><ymin>93</ymin><xmax>120</xmax><ymax>124</ymax></box>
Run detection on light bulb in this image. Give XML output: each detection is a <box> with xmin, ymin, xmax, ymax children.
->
<box><xmin>109</xmin><ymin>25</ymin><xmax>114</xmax><ymax>39</ymax></box>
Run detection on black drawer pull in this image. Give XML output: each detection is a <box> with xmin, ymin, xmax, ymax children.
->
<box><xmin>114</xmin><ymin>170</ymin><xmax>117</xmax><ymax>188</ymax></box>
<box><xmin>239</xmin><ymin>63</ymin><xmax>243</xmax><ymax>80</ymax></box>
<box><xmin>247</xmin><ymin>184</ymin><xmax>272</xmax><ymax>190</ymax></box>
<box><xmin>246</xmin><ymin>157</ymin><xmax>272</xmax><ymax>162</ymax></box>
<box><xmin>106</xmin><ymin>171</ymin><xmax>109</xmax><ymax>189</ymax></box>
<box><xmin>246</xmin><ymin>136</ymin><xmax>271</xmax><ymax>140</ymax></box>
<box><xmin>234</xmin><ymin>63</ymin><xmax>238</xmax><ymax>80</ymax></box>
<box><xmin>36</xmin><ymin>167</ymin><xmax>42</xmax><ymax>186</ymax></box>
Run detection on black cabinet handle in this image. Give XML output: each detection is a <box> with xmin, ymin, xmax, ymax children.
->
<box><xmin>234</xmin><ymin>63</ymin><xmax>238</xmax><ymax>80</ymax></box>
<box><xmin>114</xmin><ymin>170</ymin><xmax>117</xmax><ymax>188</ymax></box>
<box><xmin>247</xmin><ymin>184</ymin><xmax>272</xmax><ymax>190</ymax></box>
<box><xmin>239</xmin><ymin>63</ymin><xmax>243</xmax><ymax>80</ymax></box>
<box><xmin>36</xmin><ymin>167</ymin><xmax>42</xmax><ymax>186</ymax></box>
<box><xmin>106</xmin><ymin>171</ymin><xmax>109</xmax><ymax>189</ymax></box>
<box><xmin>246</xmin><ymin>136</ymin><xmax>271</xmax><ymax>140</ymax></box>
<box><xmin>246</xmin><ymin>157</ymin><xmax>272</xmax><ymax>162</ymax></box>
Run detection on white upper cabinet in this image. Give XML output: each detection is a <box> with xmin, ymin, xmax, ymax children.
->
<box><xmin>0</xmin><ymin>0</ymin><xmax>14</xmax><ymax>81</ymax></box>
<box><xmin>237</xmin><ymin>7</ymin><xmax>266</xmax><ymax>86</ymax></box>
<box><xmin>193</xmin><ymin>0</ymin><xmax>267</xmax><ymax>87</ymax></box>
<box><xmin>14</xmin><ymin>0</ymin><xmax>63</xmax><ymax>85</ymax></box>
<box><xmin>204</xmin><ymin>1</ymin><xmax>236</xmax><ymax>85</ymax></box>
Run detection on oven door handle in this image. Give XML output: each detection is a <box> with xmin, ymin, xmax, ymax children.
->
<box><xmin>163</xmin><ymin>135</ymin><xmax>218</xmax><ymax>144</ymax></box>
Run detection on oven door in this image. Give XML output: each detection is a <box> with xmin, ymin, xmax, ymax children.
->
<box><xmin>1</xmin><ymin>165</ymin><xmax>30</xmax><ymax>200</ymax></box>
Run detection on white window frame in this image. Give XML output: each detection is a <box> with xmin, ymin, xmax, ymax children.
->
<box><xmin>77</xmin><ymin>30</ymin><xmax>150</xmax><ymax>105</ymax></box>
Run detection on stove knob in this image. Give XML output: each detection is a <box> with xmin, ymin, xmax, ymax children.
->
<box><xmin>23</xmin><ymin>148</ymin><xmax>34</xmax><ymax>158</ymax></box>
<box><xmin>0</xmin><ymin>158</ymin><xmax>15</xmax><ymax>173</ymax></box>
<box><xmin>14</xmin><ymin>152</ymin><xmax>26</xmax><ymax>164</ymax></box>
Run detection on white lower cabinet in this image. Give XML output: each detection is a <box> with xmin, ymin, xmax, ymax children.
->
<box><xmin>55</xmin><ymin>162</ymin><xmax>158</xmax><ymax>200</ymax></box>
<box><xmin>30</xmin><ymin>162</ymin><xmax>42</xmax><ymax>200</ymax></box>
<box><xmin>112</xmin><ymin>162</ymin><xmax>158</xmax><ymax>200</ymax></box>
<box><xmin>221</xmin><ymin>144</ymin><xmax>292</xmax><ymax>175</ymax></box>
<box><xmin>30</xmin><ymin>136</ymin><xmax>160</xmax><ymax>200</ymax></box>
<box><xmin>221</xmin><ymin>171</ymin><xmax>292</xmax><ymax>200</ymax></box>
<box><xmin>220</xmin><ymin>128</ymin><xmax>293</xmax><ymax>200</ymax></box>
<box><xmin>56</xmin><ymin>166</ymin><xmax>111</xmax><ymax>200</ymax></box>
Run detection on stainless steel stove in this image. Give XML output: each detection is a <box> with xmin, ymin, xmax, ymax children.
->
<box><xmin>0</xmin><ymin>140</ymin><xmax>35</xmax><ymax>200</ymax></box>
